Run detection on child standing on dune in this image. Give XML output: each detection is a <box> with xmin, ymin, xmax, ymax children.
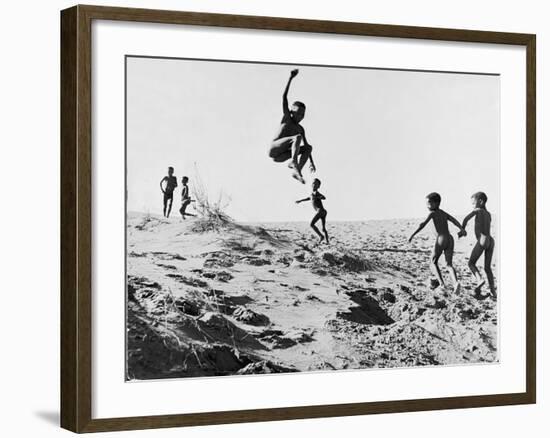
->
<box><xmin>462</xmin><ymin>191</ymin><xmax>496</xmax><ymax>298</ymax></box>
<box><xmin>268</xmin><ymin>69</ymin><xmax>317</xmax><ymax>184</ymax></box>
<box><xmin>160</xmin><ymin>166</ymin><xmax>178</xmax><ymax>218</ymax></box>
<box><xmin>296</xmin><ymin>178</ymin><xmax>329</xmax><ymax>244</ymax></box>
<box><xmin>408</xmin><ymin>192</ymin><xmax>467</xmax><ymax>294</ymax></box>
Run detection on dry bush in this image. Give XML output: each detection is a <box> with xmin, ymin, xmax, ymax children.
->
<box><xmin>190</xmin><ymin>165</ymin><xmax>233</xmax><ymax>232</ymax></box>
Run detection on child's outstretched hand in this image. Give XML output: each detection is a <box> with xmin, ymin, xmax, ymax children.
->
<box><xmin>290</xmin><ymin>69</ymin><xmax>299</xmax><ymax>78</ymax></box>
<box><xmin>408</xmin><ymin>235</ymin><xmax>414</xmax><ymax>243</ymax></box>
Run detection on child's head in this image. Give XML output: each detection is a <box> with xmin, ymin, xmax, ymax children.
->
<box><xmin>182</xmin><ymin>176</ymin><xmax>189</xmax><ymax>184</ymax></box>
<box><xmin>425</xmin><ymin>192</ymin><xmax>441</xmax><ymax>211</ymax></box>
<box><xmin>291</xmin><ymin>101</ymin><xmax>306</xmax><ymax>122</ymax></box>
<box><xmin>471</xmin><ymin>191</ymin><xmax>488</xmax><ymax>208</ymax></box>
<box><xmin>168</xmin><ymin>166</ymin><xmax>174</xmax><ymax>176</ymax></box>
<box><xmin>312</xmin><ymin>178</ymin><xmax>321</xmax><ymax>190</ymax></box>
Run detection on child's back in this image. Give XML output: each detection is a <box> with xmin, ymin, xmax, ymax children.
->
<box><xmin>430</xmin><ymin>209</ymin><xmax>452</xmax><ymax>236</ymax></box>
<box><xmin>473</xmin><ymin>208</ymin><xmax>492</xmax><ymax>240</ymax></box>
<box><xmin>409</xmin><ymin>193</ymin><xmax>466</xmax><ymax>293</ymax></box>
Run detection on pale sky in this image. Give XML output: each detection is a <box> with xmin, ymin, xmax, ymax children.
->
<box><xmin>126</xmin><ymin>56</ymin><xmax>499</xmax><ymax>222</ymax></box>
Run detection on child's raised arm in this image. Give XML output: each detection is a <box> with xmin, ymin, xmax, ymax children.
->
<box><xmin>282</xmin><ymin>69</ymin><xmax>299</xmax><ymax>116</ymax></box>
<box><xmin>295</xmin><ymin>196</ymin><xmax>310</xmax><ymax>204</ymax></box>
<box><xmin>408</xmin><ymin>213</ymin><xmax>433</xmax><ymax>242</ymax></box>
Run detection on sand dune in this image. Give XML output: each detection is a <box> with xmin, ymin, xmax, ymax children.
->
<box><xmin>126</xmin><ymin>213</ymin><xmax>498</xmax><ymax>380</ymax></box>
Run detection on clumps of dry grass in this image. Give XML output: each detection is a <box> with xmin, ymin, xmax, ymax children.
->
<box><xmin>190</xmin><ymin>166</ymin><xmax>233</xmax><ymax>232</ymax></box>
<box><xmin>320</xmin><ymin>249</ymin><xmax>376</xmax><ymax>272</ymax></box>
<box><xmin>135</xmin><ymin>211</ymin><xmax>161</xmax><ymax>231</ymax></box>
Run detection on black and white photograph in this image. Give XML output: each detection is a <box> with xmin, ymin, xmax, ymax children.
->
<box><xmin>125</xmin><ymin>56</ymin><xmax>500</xmax><ymax>381</ymax></box>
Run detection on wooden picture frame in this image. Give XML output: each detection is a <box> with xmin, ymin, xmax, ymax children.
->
<box><xmin>61</xmin><ymin>4</ymin><xmax>536</xmax><ymax>433</ymax></box>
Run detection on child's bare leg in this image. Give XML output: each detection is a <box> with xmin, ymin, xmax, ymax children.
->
<box><xmin>163</xmin><ymin>197</ymin><xmax>167</xmax><ymax>217</ymax></box>
<box><xmin>296</xmin><ymin>145</ymin><xmax>313</xmax><ymax>173</ymax></box>
<box><xmin>444</xmin><ymin>236</ymin><xmax>460</xmax><ymax>293</ymax></box>
<box><xmin>166</xmin><ymin>198</ymin><xmax>173</xmax><ymax>218</ymax></box>
<box><xmin>289</xmin><ymin>135</ymin><xmax>303</xmax><ymax>170</ymax></box>
<box><xmin>468</xmin><ymin>243</ymin><xmax>485</xmax><ymax>292</ymax></box>
<box><xmin>310</xmin><ymin>212</ymin><xmax>324</xmax><ymax>242</ymax></box>
<box><xmin>269</xmin><ymin>135</ymin><xmax>305</xmax><ymax>183</ymax></box>
<box><xmin>269</xmin><ymin>135</ymin><xmax>301</xmax><ymax>163</ymax></box>
<box><xmin>430</xmin><ymin>243</ymin><xmax>445</xmax><ymax>288</ymax></box>
<box><xmin>484</xmin><ymin>237</ymin><xmax>496</xmax><ymax>297</ymax></box>
<box><xmin>320</xmin><ymin>214</ymin><xmax>329</xmax><ymax>244</ymax></box>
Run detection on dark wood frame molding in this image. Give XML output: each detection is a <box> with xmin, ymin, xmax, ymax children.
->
<box><xmin>61</xmin><ymin>4</ymin><xmax>536</xmax><ymax>433</ymax></box>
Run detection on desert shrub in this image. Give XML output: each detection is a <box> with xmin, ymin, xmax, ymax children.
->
<box><xmin>190</xmin><ymin>165</ymin><xmax>233</xmax><ymax>232</ymax></box>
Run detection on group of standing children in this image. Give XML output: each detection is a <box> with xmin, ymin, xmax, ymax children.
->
<box><xmin>159</xmin><ymin>167</ymin><xmax>193</xmax><ymax>219</ymax></box>
<box><xmin>408</xmin><ymin>191</ymin><xmax>496</xmax><ymax>299</ymax></box>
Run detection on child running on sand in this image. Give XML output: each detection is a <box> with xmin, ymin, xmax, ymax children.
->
<box><xmin>296</xmin><ymin>178</ymin><xmax>329</xmax><ymax>244</ymax></box>
<box><xmin>179</xmin><ymin>176</ymin><xmax>195</xmax><ymax>219</ymax></box>
<box><xmin>268</xmin><ymin>69</ymin><xmax>317</xmax><ymax>184</ymax></box>
<box><xmin>159</xmin><ymin>166</ymin><xmax>178</xmax><ymax>218</ymax></box>
<box><xmin>461</xmin><ymin>192</ymin><xmax>496</xmax><ymax>298</ymax></box>
<box><xmin>408</xmin><ymin>192</ymin><xmax>467</xmax><ymax>294</ymax></box>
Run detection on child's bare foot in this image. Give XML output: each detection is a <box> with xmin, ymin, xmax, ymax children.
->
<box><xmin>291</xmin><ymin>169</ymin><xmax>305</xmax><ymax>184</ymax></box>
<box><xmin>474</xmin><ymin>279</ymin><xmax>485</xmax><ymax>294</ymax></box>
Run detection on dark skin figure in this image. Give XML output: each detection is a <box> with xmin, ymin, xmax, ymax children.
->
<box><xmin>179</xmin><ymin>177</ymin><xmax>195</xmax><ymax>219</ymax></box>
<box><xmin>160</xmin><ymin>167</ymin><xmax>177</xmax><ymax>218</ymax></box>
<box><xmin>296</xmin><ymin>179</ymin><xmax>329</xmax><ymax>244</ymax></box>
<box><xmin>462</xmin><ymin>195</ymin><xmax>496</xmax><ymax>298</ymax></box>
<box><xmin>409</xmin><ymin>198</ymin><xmax>466</xmax><ymax>293</ymax></box>
<box><xmin>269</xmin><ymin>69</ymin><xmax>316</xmax><ymax>184</ymax></box>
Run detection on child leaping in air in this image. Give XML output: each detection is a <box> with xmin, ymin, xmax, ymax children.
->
<box><xmin>269</xmin><ymin>69</ymin><xmax>317</xmax><ymax>184</ymax></box>
<box><xmin>462</xmin><ymin>192</ymin><xmax>496</xmax><ymax>299</ymax></box>
<box><xmin>296</xmin><ymin>178</ymin><xmax>329</xmax><ymax>244</ymax></box>
<box><xmin>160</xmin><ymin>166</ymin><xmax>178</xmax><ymax>218</ymax></box>
<box><xmin>408</xmin><ymin>192</ymin><xmax>467</xmax><ymax>294</ymax></box>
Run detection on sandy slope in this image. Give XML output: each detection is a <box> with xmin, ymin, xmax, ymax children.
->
<box><xmin>126</xmin><ymin>213</ymin><xmax>498</xmax><ymax>380</ymax></box>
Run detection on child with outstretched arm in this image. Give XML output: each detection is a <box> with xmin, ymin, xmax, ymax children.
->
<box><xmin>268</xmin><ymin>69</ymin><xmax>316</xmax><ymax>184</ymax></box>
<box><xmin>462</xmin><ymin>191</ymin><xmax>496</xmax><ymax>298</ymax></box>
<box><xmin>296</xmin><ymin>178</ymin><xmax>329</xmax><ymax>244</ymax></box>
<box><xmin>408</xmin><ymin>192</ymin><xmax>467</xmax><ymax>294</ymax></box>
<box><xmin>159</xmin><ymin>166</ymin><xmax>177</xmax><ymax>218</ymax></box>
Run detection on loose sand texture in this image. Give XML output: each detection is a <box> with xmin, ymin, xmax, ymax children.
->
<box><xmin>126</xmin><ymin>212</ymin><xmax>498</xmax><ymax>380</ymax></box>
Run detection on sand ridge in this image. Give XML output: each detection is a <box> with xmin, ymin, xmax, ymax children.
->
<box><xmin>126</xmin><ymin>213</ymin><xmax>498</xmax><ymax>380</ymax></box>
